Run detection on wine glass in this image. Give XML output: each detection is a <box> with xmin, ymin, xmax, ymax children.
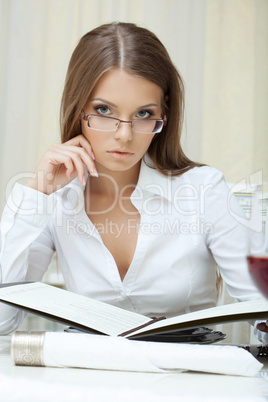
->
<box><xmin>247</xmin><ymin>255</ymin><xmax>268</xmax><ymax>299</ymax></box>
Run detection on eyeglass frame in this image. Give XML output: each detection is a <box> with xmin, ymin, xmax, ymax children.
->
<box><xmin>81</xmin><ymin>109</ymin><xmax>166</xmax><ymax>134</ymax></box>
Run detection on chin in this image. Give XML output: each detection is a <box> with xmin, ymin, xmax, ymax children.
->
<box><xmin>97</xmin><ymin>158</ymin><xmax>141</xmax><ymax>173</ymax></box>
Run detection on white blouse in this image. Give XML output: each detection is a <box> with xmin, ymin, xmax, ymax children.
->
<box><xmin>0</xmin><ymin>158</ymin><xmax>266</xmax><ymax>338</ymax></box>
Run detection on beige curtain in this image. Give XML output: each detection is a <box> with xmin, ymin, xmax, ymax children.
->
<box><xmin>201</xmin><ymin>0</ymin><xmax>268</xmax><ymax>185</ymax></box>
<box><xmin>0</xmin><ymin>0</ymin><xmax>267</xmax><ymax>343</ymax></box>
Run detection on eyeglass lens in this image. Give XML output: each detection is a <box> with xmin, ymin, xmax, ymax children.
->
<box><xmin>87</xmin><ymin>116</ymin><xmax>163</xmax><ymax>133</ymax></box>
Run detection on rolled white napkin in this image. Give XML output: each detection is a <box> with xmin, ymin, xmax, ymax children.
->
<box><xmin>11</xmin><ymin>331</ymin><xmax>263</xmax><ymax>376</ymax></box>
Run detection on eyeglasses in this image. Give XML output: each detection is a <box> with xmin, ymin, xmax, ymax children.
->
<box><xmin>81</xmin><ymin>110</ymin><xmax>165</xmax><ymax>134</ymax></box>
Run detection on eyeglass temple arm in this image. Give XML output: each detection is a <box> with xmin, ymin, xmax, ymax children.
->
<box><xmin>81</xmin><ymin>109</ymin><xmax>88</xmax><ymax>120</ymax></box>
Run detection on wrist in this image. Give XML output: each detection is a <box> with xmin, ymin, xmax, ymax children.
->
<box><xmin>26</xmin><ymin>171</ymin><xmax>55</xmax><ymax>195</ymax></box>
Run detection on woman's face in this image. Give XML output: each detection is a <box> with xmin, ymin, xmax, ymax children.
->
<box><xmin>81</xmin><ymin>68</ymin><xmax>164</xmax><ymax>174</ymax></box>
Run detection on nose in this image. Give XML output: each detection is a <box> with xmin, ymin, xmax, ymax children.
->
<box><xmin>113</xmin><ymin>121</ymin><xmax>133</xmax><ymax>142</ymax></box>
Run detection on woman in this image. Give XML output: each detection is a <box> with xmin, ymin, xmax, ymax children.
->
<box><xmin>0</xmin><ymin>22</ymin><xmax>267</xmax><ymax>340</ymax></box>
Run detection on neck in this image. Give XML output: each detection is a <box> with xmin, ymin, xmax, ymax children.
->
<box><xmin>88</xmin><ymin>161</ymin><xmax>141</xmax><ymax>197</ymax></box>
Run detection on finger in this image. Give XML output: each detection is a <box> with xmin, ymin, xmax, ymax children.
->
<box><xmin>58</xmin><ymin>148</ymin><xmax>98</xmax><ymax>182</ymax></box>
<box><xmin>60</xmin><ymin>145</ymin><xmax>98</xmax><ymax>178</ymax></box>
<box><xmin>47</xmin><ymin>151</ymin><xmax>74</xmax><ymax>174</ymax></box>
<box><xmin>54</xmin><ymin>140</ymin><xmax>97</xmax><ymax>175</ymax></box>
<box><xmin>65</xmin><ymin>163</ymin><xmax>74</xmax><ymax>179</ymax></box>
<box><xmin>65</xmin><ymin>165</ymin><xmax>74</xmax><ymax>179</ymax></box>
<box><xmin>47</xmin><ymin>152</ymin><xmax>76</xmax><ymax>183</ymax></box>
<box><xmin>60</xmin><ymin>150</ymin><xmax>87</xmax><ymax>184</ymax></box>
<box><xmin>66</xmin><ymin>134</ymin><xmax>94</xmax><ymax>158</ymax></box>
<box><xmin>49</xmin><ymin>147</ymin><xmax>86</xmax><ymax>184</ymax></box>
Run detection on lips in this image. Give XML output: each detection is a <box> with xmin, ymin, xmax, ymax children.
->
<box><xmin>108</xmin><ymin>149</ymin><xmax>134</xmax><ymax>155</ymax></box>
<box><xmin>107</xmin><ymin>149</ymin><xmax>134</xmax><ymax>160</ymax></box>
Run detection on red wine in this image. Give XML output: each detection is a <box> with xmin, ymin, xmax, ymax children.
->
<box><xmin>247</xmin><ymin>256</ymin><xmax>268</xmax><ymax>299</ymax></box>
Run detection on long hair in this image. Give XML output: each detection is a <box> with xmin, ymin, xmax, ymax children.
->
<box><xmin>60</xmin><ymin>22</ymin><xmax>203</xmax><ymax>176</ymax></box>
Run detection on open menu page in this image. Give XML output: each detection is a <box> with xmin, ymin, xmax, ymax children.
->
<box><xmin>0</xmin><ymin>282</ymin><xmax>150</xmax><ymax>336</ymax></box>
<box><xmin>129</xmin><ymin>298</ymin><xmax>268</xmax><ymax>337</ymax></box>
<box><xmin>0</xmin><ymin>282</ymin><xmax>267</xmax><ymax>337</ymax></box>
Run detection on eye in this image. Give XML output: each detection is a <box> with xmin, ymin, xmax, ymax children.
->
<box><xmin>136</xmin><ymin>110</ymin><xmax>155</xmax><ymax>119</ymax></box>
<box><xmin>94</xmin><ymin>105</ymin><xmax>111</xmax><ymax>115</ymax></box>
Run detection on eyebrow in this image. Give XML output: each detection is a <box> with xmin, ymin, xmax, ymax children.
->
<box><xmin>91</xmin><ymin>98</ymin><xmax>117</xmax><ymax>107</ymax></box>
<box><xmin>91</xmin><ymin>98</ymin><xmax>159</xmax><ymax>109</ymax></box>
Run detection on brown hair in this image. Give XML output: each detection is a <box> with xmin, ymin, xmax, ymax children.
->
<box><xmin>60</xmin><ymin>22</ymin><xmax>203</xmax><ymax>176</ymax></box>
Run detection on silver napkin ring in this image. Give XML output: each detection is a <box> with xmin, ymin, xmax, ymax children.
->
<box><xmin>11</xmin><ymin>331</ymin><xmax>45</xmax><ymax>366</ymax></box>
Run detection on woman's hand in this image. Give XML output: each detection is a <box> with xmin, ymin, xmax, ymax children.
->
<box><xmin>27</xmin><ymin>135</ymin><xmax>98</xmax><ymax>195</ymax></box>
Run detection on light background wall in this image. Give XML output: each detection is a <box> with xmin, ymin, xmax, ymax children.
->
<box><xmin>0</xmin><ymin>0</ymin><xmax>267</xmax><ymax>342</ymax></box>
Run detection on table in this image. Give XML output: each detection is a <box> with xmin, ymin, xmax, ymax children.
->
<box><xmin>0</xmin><ymin>336</ymin><xmax>268</xmax><ymax>402</ymax></box>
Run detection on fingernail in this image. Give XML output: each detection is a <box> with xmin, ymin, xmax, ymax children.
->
<box><xmin>82</xmin><ymin>176</ymin><xmax>86</xmax><ymax>184</ymax></box>
<box><xmin>90</xmin><ymin>151</ymin><xmax>95</xmax><ymax>160</ymax></box>
<box><xmin>90</xmin><ymin>169</ymin><xmax>98</xmax><ymax>177</ymax></box>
